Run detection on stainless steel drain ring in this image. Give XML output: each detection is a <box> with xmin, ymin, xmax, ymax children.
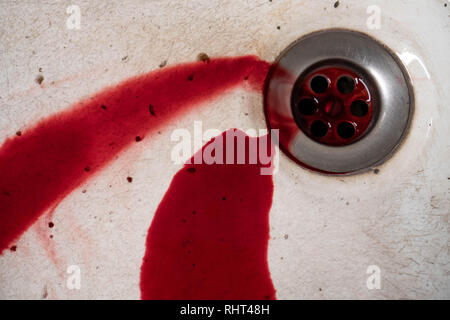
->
<box><xmin>265</xmin><ymin>29</ymin><xmax>414</xmax><ymax>174</ymax></box>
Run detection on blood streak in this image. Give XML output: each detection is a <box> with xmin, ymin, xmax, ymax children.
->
<box><xmin>0</xmin><ymin>56</ymin><xmax>270</xmax><ymax>254</ymax></box>
<box><xmin>140</xmin><ymin>130</ymin><xmax>276</xmax><ymax>300</ymax></box>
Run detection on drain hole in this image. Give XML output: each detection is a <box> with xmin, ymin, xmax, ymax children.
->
<box><xmin>310</xmin><ymin>76</ymin><xmax>328</xmax><ymax>94</ymax></box>
<box><xmin>337</xmin><ymin>122</ymin><xmax>355</xmax><ymax>139</ymax></box>
<box><xmin>337</xmin><ymin>76</ymin><xmax>355</xmax><ymax>94</ymax></box>
<box><xmin>298</xmin><ymin>98</ymin><xmax>316</xmax><ymax>115</ymax></box>
<box><xmin>310</xmin><ymin>120</ymin><xmax>328</xmax><ymax>138</ymax></box>
<box><xmin>350</xmin><ymin>100</ymin><xmax>369</xmax><ymax>117</ymax></box>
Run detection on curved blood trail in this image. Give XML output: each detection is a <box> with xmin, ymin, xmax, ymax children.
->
<box><xmin>140</xmin><ymin>130</ymin><xmax>276</xmax><ymax>300</ymax></box>
<box><xmin>0</xmin><ymin>56</ymin><xmax>270</xmax><ymax>254</ymax></box>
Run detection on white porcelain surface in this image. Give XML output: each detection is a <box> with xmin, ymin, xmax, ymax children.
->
<box><xmin>0</xmin><ymin>0</ymin><xmax>448</xmax><ymax>299</ymax></box>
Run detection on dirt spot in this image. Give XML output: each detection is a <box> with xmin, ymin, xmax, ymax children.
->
<box><xmin>197</xmin><ymin>52</ymin><xmax>210</xmax><ymax>63</ymax></box>
<box><xmin>149</xmin><ymin>104</ymin><xmax>156</xmax><ymax>116</ymax></box>
<box><xmin>35</xmin><ymin>74</ymin><xmax>44</xmax><ymax>85</ymax></box>
<box><xmin>135</xmin><ymin>136</ymin><xmax>142</xmax><ymax>142</ymax></box>
<box><xmin>84</xmin><ymin>166</ymin><xmax>91</xmax><ymax>172</ymax></box>
<box><xmin>334</xmin><ymin>1</ymin><xmax>340</xmax><ymax>8</ymax></box>
<box><xmin>16</xmin><ymin>131</ymin><xmax>22</xmax><ymax>136</ymax></box>
<box><xmin>187</xmin><ymin>74</ymin><xmax>194</xmax><ymax>81</ymax></box>
<box><xmin>127</xmin><ymin>176</ymin><xmax>133</xmax><ymax>183</ymax></box>
<box><xmin>48</xmin><ymin>222</ymin><xmax>54</xmax><ymax>228</ymax></box>
<box><xmin>101</xmin><ymin>105</ymin><xmax>107</xmax><ymax>110</ymax></box>
<box><xmin>10</xmin><ymin>245</ymin><xmax>17</xmax><ymax>252</ymax></box>
<box><xmin>42</xmin><ymin>286</ymin><xmax>48</xmax><ymax>299</ymax></box>
<box><xmin>187</xmin><ymin>167</ymin><xmax>196</xmax><ymax>173</ymax></box>
<box><xmin>284</xmin><ymin>234</ymin><xmax>288</xmax><ymax>240</ymax></box>
<box><xmin>373</xmin><ymin>168</ymin><xmax>380</xmax><ymax>174</ymax></box>
<box><xmin>159</xmin><ymin>60</ymin><xmax>167</xmax><ymax>68</ymax></box>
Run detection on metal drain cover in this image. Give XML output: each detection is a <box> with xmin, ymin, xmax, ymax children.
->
<box><xmin>265</xmin><ymin>29</ymin><xmax>414</xmax><ymax>174</ymax></box>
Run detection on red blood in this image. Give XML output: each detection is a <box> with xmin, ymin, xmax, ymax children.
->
<box><xmin>0</xmin><ymin>56</ymin><xmax>270</xmax><ymax>254</ymax></box>
<box><xmin>140</xmin><ymin>130</ymin><xmax>276</xmax><ymax>300</ymax></box>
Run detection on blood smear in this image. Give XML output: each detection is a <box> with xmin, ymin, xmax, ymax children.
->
<box><xmin>140</xmin><ymin>130</ymin><xmax>276</xmax><ymax>300</ymax></box>
<box><xmin>0</xmin><ymin>56</ymin><xmax>270</xmax><ymax>254</ymax></box>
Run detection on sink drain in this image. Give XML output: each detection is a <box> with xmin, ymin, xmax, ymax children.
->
<box><xmin>265</xmin><ymin>29</ymin><xmax>414</xmax><ymax>174</ymax></box>
<box><xmin>292</xmin><ymin>66</ymin><xmax>374</xmax><ymax>146</ymax></box>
